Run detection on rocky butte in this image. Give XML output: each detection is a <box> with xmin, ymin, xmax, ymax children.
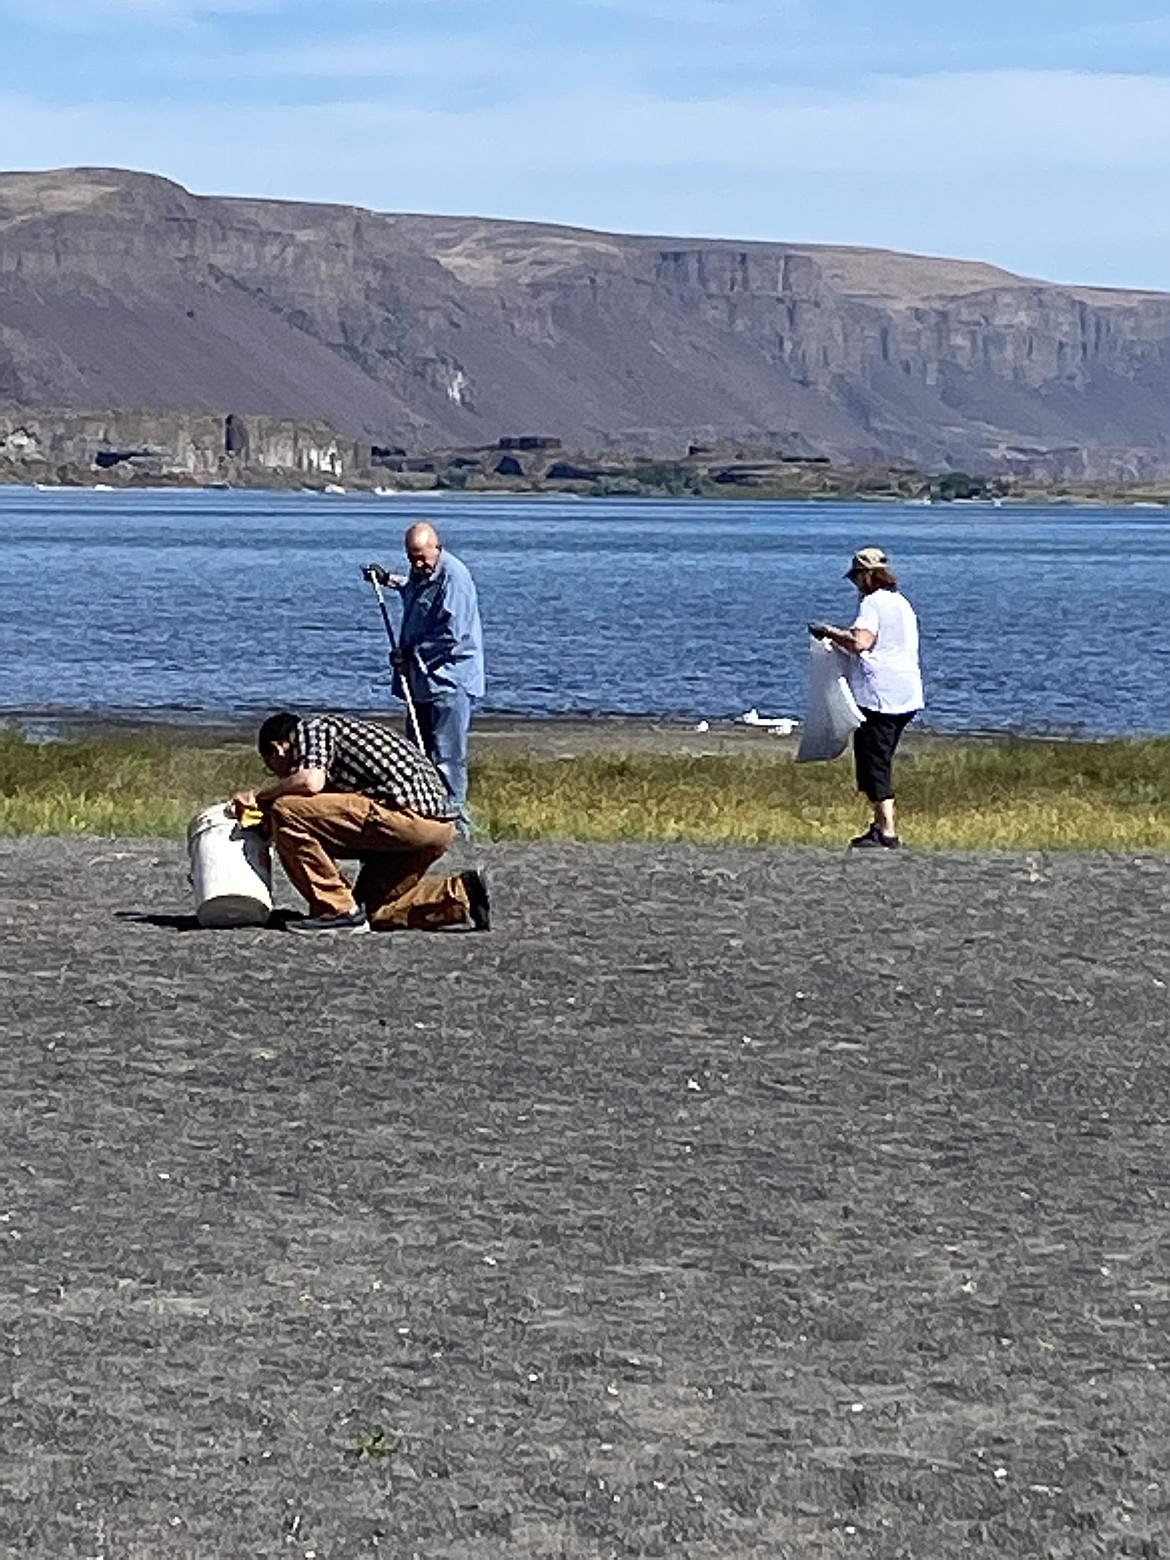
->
<box><xmin>3</xmin><ymin>166</ymin><xmax>1170</xmax><ymax>480</ymax></box>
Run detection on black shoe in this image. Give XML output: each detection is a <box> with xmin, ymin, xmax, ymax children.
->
<box><xmin>850</xmin><ymin>824</ymin><xmax>900</xmax><ymax>850</ymax></box>
<box><xmin>287</xmin><ymin>907</ymin><xmax>371</xmax><ymax>934</ymax></box>
<box><xmin>460</xmin><ymin>869</ymin><xmax>491</xmax><ymax>931</ymax></box>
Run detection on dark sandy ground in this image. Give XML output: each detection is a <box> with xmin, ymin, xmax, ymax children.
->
<box><xmin>3</xmin><ymin>838</ymin><xmax>1170</xmax><ymax>1558</ymax></box>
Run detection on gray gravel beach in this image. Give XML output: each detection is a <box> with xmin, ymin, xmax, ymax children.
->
<box><xmin>3</xmin><ymin>837</ymin><xmax>1170</xmax><ymax>1557</ymax></box>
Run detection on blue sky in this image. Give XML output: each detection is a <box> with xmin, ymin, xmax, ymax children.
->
<box><xmin>3</xmin><ymin>0</ymin><xmax>1170</xmax><ymax>288</ymax></box>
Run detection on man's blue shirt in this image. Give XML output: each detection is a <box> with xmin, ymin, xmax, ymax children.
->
<box><xmin>394</xmin><ymin>551</ymin><xmax>485</xmax><ymax>702</ymax></box>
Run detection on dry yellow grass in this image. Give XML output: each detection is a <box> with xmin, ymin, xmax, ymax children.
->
<box><xmin>0</xmin><ymin>734</ymin><xmax>260</xmax><ymax>838</ymax></box>
<box><xmin>475</xmin><ymin>745</ymin><xmax>1170</xmax><ymax>851</ymax></box>
<box><xmin>1</xmin><ymin>732</ymin><xmax>1167</xmax><ymax>851</ymax></box>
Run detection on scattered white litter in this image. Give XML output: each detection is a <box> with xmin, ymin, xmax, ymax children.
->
<box><xmin>686</xmin><ymin>1078</ymin><xmax>702</xmax><ymax>1091</ymax></box>
<box><xmin>741</xmin><ymin>708</ymin><xmax>797</xmax><ymax>734</ymax></box>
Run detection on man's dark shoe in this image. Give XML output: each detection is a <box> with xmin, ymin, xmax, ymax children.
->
<box><xmin>287</xmin><ymin>907</ymin><xmax>370</xmax><ymax>934</ymax></box>
<box><xmin>850</xmin><ymin>824</ymin><xmax>900</xmax><ymax>850</ymax></box>
<box><xmin>460</xmin><ymin>869</ymin><xmax>491</xmax><ymax>931</ymax></box>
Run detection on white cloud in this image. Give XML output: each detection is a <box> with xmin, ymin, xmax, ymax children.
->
<box><xmin>228</xmin><ymin>35</ymin><xmax>538</xmax><ymax>82</ymax></box>
<box><xmin>1</xmin><ymin>69</ymin><xmax>1169</xmax><ymax>285</ymax></box>
<box><xmin>574</xmin><ymin>0</ymin><xmax>795</xmax><ymax>22</ymax></box>
<box><xmin>522</xmin><ymin>70</ymin><xmax>1170</xmax><ymax>176</ymax></box>
<box><xmin>6</xmin><ymin>69</ymin><xmax>1170</xmax><ymax>180</ymax></box>
<box><xmin>1062</xmin><ymin>14</ymin><xmax>1170</xmax><ymax>49</ymax></box>
<box><xmin>23</xmin><ymin>0</ymin><xmax>281</xmax><ymax>21</ymax></box>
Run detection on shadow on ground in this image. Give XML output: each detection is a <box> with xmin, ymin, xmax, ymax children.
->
<box><xmin>115</xmin><ymin>908</ymin><xmax>303</xmax><ymax>933</ymax></box>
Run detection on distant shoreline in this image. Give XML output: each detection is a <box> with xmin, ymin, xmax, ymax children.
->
<box><xmin>3</xmin><ymin>476</ymin><xmax>1170</xmax><ymax>508</ymax></box>
<box><xmin>0</xmin><ymin>710</ymin><xmax>1161</xmax><ymax>752</ymax></box>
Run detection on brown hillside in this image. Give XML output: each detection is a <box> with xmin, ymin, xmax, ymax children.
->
<box><xmin>3</xmin><ymin>167</ymin><xmax>1170</xmax><ymax>476</ymax></box>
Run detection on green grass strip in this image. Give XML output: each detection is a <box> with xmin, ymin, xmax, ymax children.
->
<box><xmin>0</xmin><ymin>731</ymin><xmax>1168</xmax><ymax>850</ymax></box>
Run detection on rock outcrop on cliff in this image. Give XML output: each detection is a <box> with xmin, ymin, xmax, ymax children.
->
<box><xmin>3</xmin><ymin>166</ymin><xmax>1170</xmax><ymax>477</ymax></box>
<box><xmin>0</xmin><ymin>407</ymin><xmax>359</xmax><ymax>484</ymax></box>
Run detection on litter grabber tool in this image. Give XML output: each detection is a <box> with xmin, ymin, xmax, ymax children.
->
<box><xmin>363</xmin><ymin>564</ymin><xmax>425</xmax><ymax>751</ymax></box>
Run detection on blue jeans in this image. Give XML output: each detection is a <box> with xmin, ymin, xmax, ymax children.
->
<box><xmin>415</xmin><ymin>691</ymin><xmax>472</xmax><ymax>820</ymax></box>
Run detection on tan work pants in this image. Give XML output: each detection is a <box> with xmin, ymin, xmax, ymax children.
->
<box><xmin>269</xmin><ymin>794</ymin><xmax>469</xmax><ymax>930</ymax></box>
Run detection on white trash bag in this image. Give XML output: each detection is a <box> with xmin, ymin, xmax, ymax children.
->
<box><xmin>796</xmin><ymin>639</ymin><xmax>863</xmax><ymax>762</ymax></box>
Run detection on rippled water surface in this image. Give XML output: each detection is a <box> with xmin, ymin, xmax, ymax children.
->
<box><xmin>1</xmin><ymin>488</ymin><xmax>1167</xmax><ymax>735</ymax></box>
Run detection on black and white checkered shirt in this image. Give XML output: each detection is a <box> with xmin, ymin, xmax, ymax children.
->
<box><xmin>292</xmin><ymin>715</ymin><xmax>455</xmax><ymax>818</ymax></box>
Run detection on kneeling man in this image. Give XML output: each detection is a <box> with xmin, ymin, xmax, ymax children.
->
<box><xmin>232</xmin><ymin>711</ymin><xmax>490</xmax><ymax>935</ymax></box>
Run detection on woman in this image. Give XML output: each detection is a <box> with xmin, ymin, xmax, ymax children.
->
<box><xmin>809</xmin><ymin>546</ymin><xmax>923</xmax><ymax>849</ymax></box>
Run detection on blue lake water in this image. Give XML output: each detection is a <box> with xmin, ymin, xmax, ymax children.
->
<box><xmin>0</xmin><ymin>487</ymin><xmax>1168</xmax><ymax>736</ymax></box>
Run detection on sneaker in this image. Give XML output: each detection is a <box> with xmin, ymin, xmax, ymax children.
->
<box><xmin>460</xmin><ymin>869</ymin><xmax>491</xmax><ymax>931</ymax></box>
<box><xmin>850</xmin><ymin>824</ymin><xmax>900</xmax><ymax>850</ymax></box>
<box><xmin>287</xmin><ymin>907</ymin><xmax>371</xmax><ymax>934</ymax></box>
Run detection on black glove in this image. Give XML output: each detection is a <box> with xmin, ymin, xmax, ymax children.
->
<box><xmin>363</xmin><ymin>562</ymin><xmax>391</xmax><ymax>586</ymax></box>
<box><xmin>808</xmin><ymin>621</ymin><xmax>833</xmax><ymax>640</ymax></box>
<box><xmin>389</xmin><ymin>647</ymin><xmax>406</xmax><ymax>671</ymax></box>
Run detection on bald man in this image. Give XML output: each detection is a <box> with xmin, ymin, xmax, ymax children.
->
<box><xmin>367</xmin><ymin>522</ymin><xmax>484</xmax><ymax>827</ymax></box>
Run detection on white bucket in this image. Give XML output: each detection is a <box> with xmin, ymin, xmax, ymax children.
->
<box><xmin>187</xmin><ymin>804</ymin><xmax>273</xmax><ymax>928</ymax></box>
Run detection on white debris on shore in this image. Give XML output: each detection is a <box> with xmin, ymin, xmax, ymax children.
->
<box><xmin>740</xmin><ymin>708</ymin><xmax>798</xmax><ymax>735</ymax></box>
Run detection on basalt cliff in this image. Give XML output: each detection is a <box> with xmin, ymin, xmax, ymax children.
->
<box><xmin>4</xmin><ymin>166</ymin><xmax>1170</xmax><ymax>479</ymax></box>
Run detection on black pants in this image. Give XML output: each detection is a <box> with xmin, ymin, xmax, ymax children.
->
<box><xmin>854</xmin><ymin>709</ymin><xmax>915</xmax><ymax>803</ymax></box>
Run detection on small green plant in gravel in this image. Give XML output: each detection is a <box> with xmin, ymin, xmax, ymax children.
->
<box><xmin>353</xmin><ymin>1427</ymin><xmax>400</xmax><ymax>1460</ymax></box>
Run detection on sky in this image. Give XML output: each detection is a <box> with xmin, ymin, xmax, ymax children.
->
<box><xmin>3</xmin><ymin>0</ymin><xmax>1170</xmax><ymax>289</ymax></box>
